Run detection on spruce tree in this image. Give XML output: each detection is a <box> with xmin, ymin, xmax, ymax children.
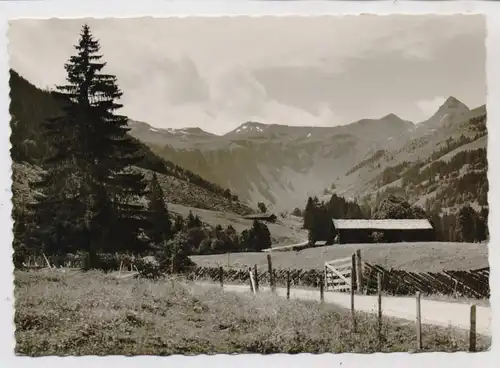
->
<box><xmin>168</xmin><ymin>232</ymin><xmax>194</xmax><ymax>273</ymax></box>
<box><xmin>29</xmin><ymin>24</ymin><xmax>149</xmax><ymax>262</ymax></box>
<box><xmin>456</xmin><ymin>205</ymin><xmax>477</xmax><ymax>243</ymax></box>
<box><xmin>146</xmin><ymin>173</ymin><xmax>172</xmax><ymax>246</ymax></box>
<box><xmin>172</xmin><ymin>214</ymin><xmax>185</xmax><ymax>234</ymax></box>
<box><xmin>303</xmin><ymin>197</ymin><xmax>317</xmax><ymax>230</ymax></box>
<box><xmin>186</xmin><ymin>210</ymin><xmax>202</xmax><ymax>229</ymax></box>
<box><xmin>247</xmin><ymin>220</ymin><xmax>272</xmax><ymax>251</ymax></box>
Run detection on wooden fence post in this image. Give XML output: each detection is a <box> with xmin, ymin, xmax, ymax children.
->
<box><xmin>219</xmin><ymin>266</ymin><xmax>224</xmax><ymax>288</ymax></box>
<box><xmin>320</xmin><ymin>277</ymin><xmax>324</xmax><ymax>303</ymax></box>
<box><xmin>351</xmin><ymin>253</ymin><xmax>356</xmax><ymax>332</ymax></box>
<box><xmin>470</xmin><ymin>304</ymin><xmax>477</xmax><ymax>352</ymax></box>
<box><xmin>254</xmin><ymin>264</ymin><xmax>259</xmax><ymax>292</ymax></box>
<box><xmin>267</xmin><ymin>254</ymin><xmax>276</xmax><ymax>293</ymax></box>
<box><xmin>415</xmin><ymin>291</ymin><xmax>422</xmax><ymax>351</ymax></box>
<box><xmin>377</xmin><ymin>272</ymin><xmax>383</xmax><ymax>349</ymax></box>
<box><xmin>249</xmin><ymin>267</ymin><xmax>256</xmax><ymax>294</ymax></box>
<box><xmin>43</xmin><ymin>253</ymin><xmax>52</xmax><ymax>269</ymax></box>
<box><xmin>356</xmin><ymin>249</ymin><xmax>363</xmax><ymax>294</ymax></box>
<box><xmin>286</xmin><ymin>270</ymin><xmax>291</xmax><ymax>300</ymax></box>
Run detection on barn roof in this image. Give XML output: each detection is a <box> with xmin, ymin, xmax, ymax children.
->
<box><xmin>332</xmin><ymin>219</ymin><xmax>433</xmax><ymax>230</ymax></box>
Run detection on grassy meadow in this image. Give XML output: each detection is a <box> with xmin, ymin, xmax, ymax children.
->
<box><xmin>14</xmin><ymin>270</ymin><xmax>491</xmax><ymax>356</ymax></box>
<box><xmin>190</xmin><ymin>242</ymin><xmax>489</xmax><ymax>273</ymax></box>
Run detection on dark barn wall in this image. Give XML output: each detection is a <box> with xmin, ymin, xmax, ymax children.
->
<box><xmin>337</xmin><ymin>229</ymin><xmax>371</xmax><ymax>244</ymax></box>
<box><xmin>337</xmin><ymin>228</ymin><xmax>435</xmax><ymax>244</ymax></box>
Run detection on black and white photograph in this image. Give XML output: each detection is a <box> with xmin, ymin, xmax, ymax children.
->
<box><xmin>8</xmin><ymin>14</ymin><xmax>491</xmax><ymax>356</ymax></box>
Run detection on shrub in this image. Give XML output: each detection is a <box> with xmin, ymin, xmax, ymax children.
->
<box><xmin>135</xmin><ymin>258</ymin><xmax>163</xmax><ymax>280</ymax></box>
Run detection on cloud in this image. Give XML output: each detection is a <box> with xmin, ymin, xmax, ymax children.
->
<box><xmin>416</xmin><ymin>96</ymin><xmax>447</xmax><ymax>119</ymax></box>
<box><xmin>8</xmin><ymin>16</ymin><xmax>486</xmax><ymax>133</ymax></box>
<box><xmin>124</xmin><ymin>67</ymin><xmax>341</xmax><ymax>135</ymax></box>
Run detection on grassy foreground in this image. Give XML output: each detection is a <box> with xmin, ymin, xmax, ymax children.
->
<box><xmin>14</xmin><ymin>270</ymin><xmax>490</xmax><ymax>356</ymax></box>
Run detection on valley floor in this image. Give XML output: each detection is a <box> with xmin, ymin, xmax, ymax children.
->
<box><xmin>14</xmin><ymin>271</ymin><xmax>490</xmax><ymax>356</ymax></box>
<box><xmin>190</xmin><ymin>241</ymin><xmax>489</xmax><ymax>273</ymax></box>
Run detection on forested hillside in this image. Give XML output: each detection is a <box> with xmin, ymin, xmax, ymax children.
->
<box><xmin>9</xmin><ymin>69</ymin><xmax>250</xmax><ymax>215</ymax></box>
<box><xmin>355</xmin><ymin>117</ymin><xmax>487</xmax><ymax>234</ymax></box>
<box><xmin>337</xmin><ymin>107</ymin><xmax>487</xmax><ymax>212</ymax></box>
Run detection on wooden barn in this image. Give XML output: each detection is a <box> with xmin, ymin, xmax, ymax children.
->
<box><xmin>332</xmin><ymin>219</ymin><xmax>435</xmax><ymax>244</ymax></box>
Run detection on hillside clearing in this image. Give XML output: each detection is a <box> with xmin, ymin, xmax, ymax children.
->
<box><xmin>168</xmin><ymin>203</ymin><xmax>307</xmax><ymax>246</ymax></box>
<box><xmin>14</xmin><ymin>271</ymin><xmax>490</xmax><ymax>355</ymax></box>
<box><xmin>421</xmin><ymin>135</ymin><xmax>487</xmax><ymax>170</ymax></box>
<box><xmin>190</xmin><ymin>242</ymin><xmax>489</xmax><ymax>273</ymax></box>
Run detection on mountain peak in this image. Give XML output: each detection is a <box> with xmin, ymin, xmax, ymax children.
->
<box><xmin>381</xmin><ymin>113</ymin><xmax>402</xmax><ymax>121</ymax></box>
<box><xmin>440</xmin><ymin>96</ymin><xmax>469</xmax><ymax>111</ymax></box>
<box><xmin>243</xmin><ymin>121</ymin><xmax>266</xmax><ymax>127</ymax></box>
<box><xmin>418</xmin><ymin>96</ymin><xmax>470</xmax><ymax>128</ymax></box>
<box><xmin>377</xmin><ymin>113</ymin><xmax>414</xmax><ymax>130</ymax></box>
<box><xmin>226</xmin><ymin>121</ymin><xmax>268</xmax><ymax>136</ymax></box>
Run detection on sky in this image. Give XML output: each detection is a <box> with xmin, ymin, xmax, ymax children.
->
<box><xmin>8</xmin><ymin>15</ymin><xmax>486</xmax><ymax>135</ymax></box>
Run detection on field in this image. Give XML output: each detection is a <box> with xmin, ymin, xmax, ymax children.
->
<box><xmin>190</xmin><ymin>242</ymin><xmax>489</xmax><ymax>273</ymax></box>
<box><xmin>14</xmin><ymin>270</ymin><xmax>490</xmax><ymax>356</ymax></box>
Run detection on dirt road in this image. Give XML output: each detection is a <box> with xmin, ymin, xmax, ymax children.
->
<box><xmin>196</xmin><ymin>282</ymin><xmax>491</xmax><ymax>336</ymax></box>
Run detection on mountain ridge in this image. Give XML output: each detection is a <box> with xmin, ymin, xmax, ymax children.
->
<box><xmin>127</xmin><ymin>95</ymin><xmax>484</xmax><ymax>211</ymax></box>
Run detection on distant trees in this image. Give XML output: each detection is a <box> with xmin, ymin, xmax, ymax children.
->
<box><xmin>144</xmin><ymin>210</ymin><xmax>273</xmax><ymax>255</ymax></box>
<box><xmin>186</xmin><ymin>210</ymin><xmax>203</xmax><ymax>229</ymax></box>
<box><xmin>346</xmin><ymin>149</ymin><xmax>386</xmax><ymax>176</ymax></box>
<box><xmin>455</xmin><ymin>205</ymin><xmax>488</xmax><ymax>243</ymax></box>
<box><xmin>373</xmin><ymin>196</ymin><xmax>427</xmax><ymax>220</ymax></box>
<box><xmin>328</xmin><ymin>194</ymin><xmax>366</xmax><ymax>219</ymax></box>
<box><xmin>307</xmin><ymin>204</ymin><xmax>334</xmax><ymax>245</ymax></box>
<box><xmin>303</xmin><ymin>194</ymin><xmax>368</xmax><ymax>244</ymax></box>
<box><xmin>477</xmin><ymin>207</ymin><xmax>489</xmax><ymax>241</ymax></box>
<box><xmin>240</xmin><ymin>220</ymin><xmax>272</xmax><ymax>252</ymax></box>
<box><xmin>377</xmin><ymin>161</ymin><xmax>412</xmax><ymax>187</ymax></box>
<box><xmin>146</xmin><ymin>173</ymin><xmax>172</xmax><ymax>246</ymax></box>
<box><xmin>164</xmin><ymin>232</ymin><xmax>194</xmax><ymax>273</ymax></box>
<box><xmin>299</xmin><ymin>192</ymin><xmax>490</xmax><ymax>245</ymax></box>
<box><xmin>257</xmin><ymin>202</ymin><xmax>267</xmax><ymax>213</ymax></box>
<box><xmin>291</xmin><ymin>207</ymin><xmax>303</xmax><ymax>217</ymax></box>
<box><xmin>368</xmin><ymin>142</ymin><xmax>487</xmax><ymax>221</ymax></box>
<box><xmin>456</xmin><ymin>205</ymin><xmax>477</xmax><ymax>243</ymax></box>
<box><xmin>303</xmin><ymin>197</ymin><xmax>317</xmax><ymax>231</ymax></box>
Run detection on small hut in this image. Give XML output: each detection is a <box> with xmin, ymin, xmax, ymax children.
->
<box><xmin>243</xmin><ymin>213</ymin><xmax>277</xmax><ymax>223</ymax></box>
